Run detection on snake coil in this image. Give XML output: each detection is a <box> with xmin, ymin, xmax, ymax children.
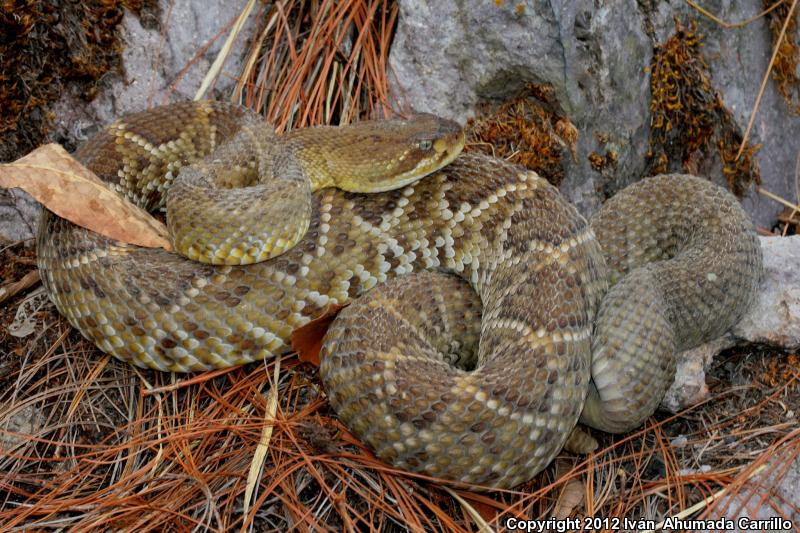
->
<box><xmin>37</xmin><ymin>101</ymin><xmax>762</xmax><ymax>488</ymax></box>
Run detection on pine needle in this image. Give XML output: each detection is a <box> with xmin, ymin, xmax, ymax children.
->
<box><xmin>736</xmin><ymin>0</ymin><xmax>799</xmax><ymax>160</ymax></box>
<box><xmin>243</xmin><ymin>357</ymin><xmax>282</xmax><ymax>518</ymax></box>
<box><xmin>194</xmin><ymin>0</ymin><xmax>258</xmax><ymax>101</ymax></box>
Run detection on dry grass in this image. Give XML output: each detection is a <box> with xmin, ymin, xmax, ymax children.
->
<box><xmin>226</xmin><ymin>0</ymin><xmax>399</xmax><ymax>132</ymax></box>
<box><xmin>1</xmin><ymin>264</ymin><xmax>798</xmax><ymax>531</ymax></box>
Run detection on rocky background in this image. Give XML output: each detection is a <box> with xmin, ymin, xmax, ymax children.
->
<box><xmin>4</xmin><ymin>0</ymin><xmax>799</xmax><ymax>357</ymax></box>
<box><xmin>3</xmin><ymin>0</ymin><xmax>799</xmax><ymax>240</ymax></box>
<box><xmin>0</xmin><ymin>0</ymin><xmax>254</xmax><ymax>242</ymax></box>
<box><xmin>389</xmin><ymin>0</ymin><xmax>799</xmax><ymax>229</ymax></box>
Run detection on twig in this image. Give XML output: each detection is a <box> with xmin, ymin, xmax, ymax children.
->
<box><xmin>685</xmin><ymin>0</ymin><xmax>787</xmax><ymax>29</ymax></box>
<box><xmin>758</xmin><ymin>185</ymin><xmax>800</xmax><ymax>211</ymax></box>
<box><xmin>243</xmin><ymin>357</ymin><xmax>282</xmax><ymax>520</ymax></box>
<box><xmin>736</xmin><ymin>0</ymin><xmax>799</xmax><ymax>160</ymax></box>
<box><xmin>194</xmin><ymin>0</ymin><xmax>257</xmax><ymax>100</ymax></box>
<box><xmin>0</xmin><ymin>270</ymin><xmax>40</xmax><ymax>305</ymax></box>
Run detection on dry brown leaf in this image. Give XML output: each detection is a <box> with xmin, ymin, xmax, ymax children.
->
<box><xmin>0</xmin><ymin>144</ymin><xmax>171</xmax><ymax>250</ymax></box>
<box><xmin>552</xmin><ymin>478</ymin><xmax>584</xmax><ymax>519</ymax></box>
<box><xmin>291</xmin><ymin>303</ymin><xmax>347</xmax><ymax>366</ymax></box>
<box><xmin>552</xmin><ymin>459</ymin><xmax>585</xmax><ymax>519</ymax></box>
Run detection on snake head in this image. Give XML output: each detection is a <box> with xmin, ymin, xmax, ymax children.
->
<box><xmin>295</xmin><ymin>113</ymin><xmax>465</xmax><ymax>193</ymax></box>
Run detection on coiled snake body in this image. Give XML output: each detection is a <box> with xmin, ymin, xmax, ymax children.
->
<box><xmin>37</xmin><ymin>101</ymin><xmax>763</xmax><ymax>488</ymax></box>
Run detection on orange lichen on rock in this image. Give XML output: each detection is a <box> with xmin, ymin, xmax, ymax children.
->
<box><xmin>762</xmin><ymin>353</ymin><xmax>800</xmax><ymax>387</ymax></box>
<box><xmin>465</xmin><ymin>83</ymin><xmax>576</xmax><ymax>187</ymax></box>
<box><xmin>647</xmin><ymin>19</ymin><xmax>761</xmax><ymax>197</ymax></box>
<box><xmin>588</xmin><ymin>148</ymin><xmax>618</xmax><ymax>173</ymax></box>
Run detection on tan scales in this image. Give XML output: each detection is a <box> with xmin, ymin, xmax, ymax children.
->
<box><xmin>37</xmin><ymin>101</ymin><xmax>763</xmax><ymax>488</ymax></box>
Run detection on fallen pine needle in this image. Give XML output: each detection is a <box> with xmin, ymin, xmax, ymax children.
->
<box><xmin>65</xmin><ymin>355</ymin><xmax>110</xmax><ymax>420</ymax></box>
<box><xmin>244</xmin><ymin>356</ymin><xmax>282</xmax><ymax>520</ymax></box>
<box><xmin>736</xmin><ymin>0</ymin><xmax>799</xmax><ymax>160</ymax></box>
<box><xmin>443</xmin><ymin>487</ymin><xmax>493</xmax><ymax>533</ymax></box>
<box><xmin>141</xmin><ymin>367</ymin><xmax>240</xmax><ymax>395</ymax></box>
<box><xmin>195</xmin><ymin>0</ymin><xmax>257</xmax><ymax>100</ymax></box>
<box><xmin>685</xmin><ymin>0</ymin><xmax>787</xmax><ymax>29</ymax></box>
<box><xmin>758</xmin><ymin>185</ymin><xmax>800</xmax><ymax>212</ymax></box>
<box><xmin>643</xmin><ymin>463</ymin><xmax>768</xmax><ymax>532</ymax></box>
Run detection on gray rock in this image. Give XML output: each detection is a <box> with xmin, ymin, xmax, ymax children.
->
<box><xmin>735</xmin><ymin>236</ymin><xmax>800</xmax><ymax>348</ymax></box>
<box><xmin>662</xmin><ymin>336</ymin><xmax>730</xmax><ymax>413</ymax></box>
<box><xmin>389</xmin><ymin>0</ymin><xmax>652</xmax><ymax>216</ymax></box>
<box><xmin>388</xmin><ymin>0</ymin><xmax>800</xmax><ymax>228</ymax></box>
<box><xmin>55</xmin><ymin>1</ymin><xmax>255</xmax><ymax>128</ymax></box>
<box><xmin>663</xmin><ymin>236</ymin><xmax>800</xmax><ymax>412</ymax></box>
<box><xmin>648</xmin><ymin>1</ymin><xmax>800</xmax><ymax>231</ymax></box>
<box><xmin>0</xmin><ymin>189</ymin><xmax>39</xmax><ymax>245</ymax></box>
<box><xmin>0</xmin><ymin>0</ymin><xmax>254</xmax><ymax>243</ymax></box>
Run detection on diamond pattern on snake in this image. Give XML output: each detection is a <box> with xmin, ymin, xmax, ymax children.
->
<box><xmin>37</xmin><ymin>101</ymin><xmax>763</xmax><ymax>489</ymax></box>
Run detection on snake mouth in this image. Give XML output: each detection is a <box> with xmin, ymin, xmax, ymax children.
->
<box><xmin>361</xmin><ymin>167</ymin><xmax>443</xmax><ymax>193</ymax></box>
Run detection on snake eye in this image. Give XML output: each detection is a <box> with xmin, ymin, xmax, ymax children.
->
<box><xmin>417</xmin><ymin>139</ymin><xmax>433</xmax><ymax>151</ymax></box>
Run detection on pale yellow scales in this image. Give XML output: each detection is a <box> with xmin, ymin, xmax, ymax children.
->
<box><xmin>37</xmin><ymin>101</ymin><xmax>763</xmax><ymax>488</ymax></box>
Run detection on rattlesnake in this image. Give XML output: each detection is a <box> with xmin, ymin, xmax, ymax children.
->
<box><xmin>36</xmin><ymin>101</ymin><xmax>763</xmax><ymax>488</ymax></box>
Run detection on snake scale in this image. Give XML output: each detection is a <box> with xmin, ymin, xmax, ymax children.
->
<box><xmin>36</xmin><ymin>101</ymin><xmax>763</xmax><ymax>488</ymax></box>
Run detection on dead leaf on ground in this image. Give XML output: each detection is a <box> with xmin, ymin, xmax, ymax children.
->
<box><xmin>0</xmin><ymin>144</ymin><xmax>171</xmax><ymax>250</ymax></box>
<box><xmin>291</xmin><ymin>303</ymin><xmax>347</xmax><ymax>366</ymax></box>
<box><xmin>7</xmin><ymin>286</ymin><xmax>49</xmax><ymax>338</ymax></box>
<box><xmin>552</xmin><ymin>478</ymin><xmax>584</xmax><ymax>519</ymax></box>
<box><xmin>552</xmin><ymin>459</ymin><xmax>585</xmax><ymax>519</ymax></box>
